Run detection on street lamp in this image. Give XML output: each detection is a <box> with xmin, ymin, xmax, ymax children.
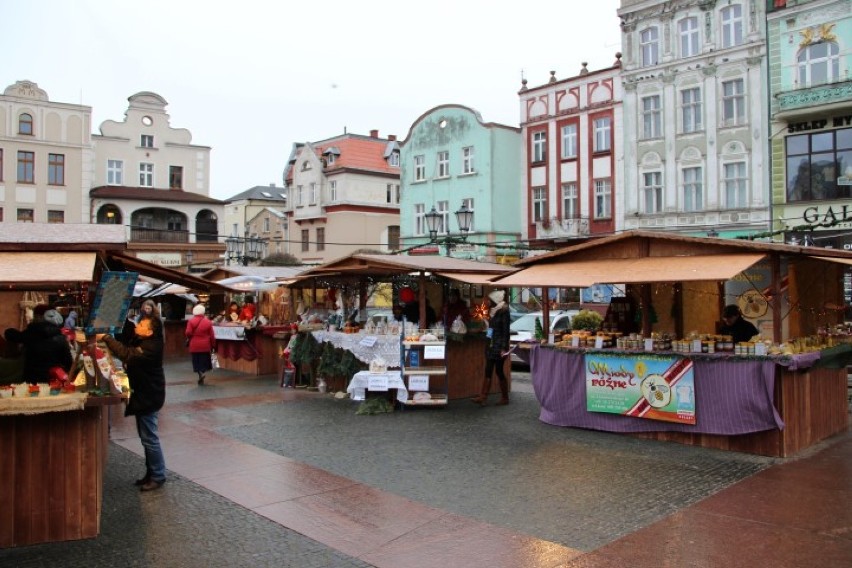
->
<box><xmin>225</xmin><ymin>231</ymin><xmax>267</xmax><ymax>266</ymax></box>
<box><xmin>424</xmin><ymin>203</ymin><xmax>473</xmax><ymax>256</ymax></box>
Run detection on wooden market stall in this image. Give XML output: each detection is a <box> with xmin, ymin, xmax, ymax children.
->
<box><xmin>290</xmin><ymin>253</ymin><xmax>512</xmax><ymax>402</ymax></box>
<box><xmin>201</xmin><ymin>266</ymin><xmax>306</xmax><ymax>376</ymax></box>
<box><xmin>0</xmin><ymin>224</ymin><xmax>227</xmax><ymax>548</ymax></box>
<box><xmin>494</xmin><ymin>230</ymin><xmax>852</xmax><ymax>457</ymax></box>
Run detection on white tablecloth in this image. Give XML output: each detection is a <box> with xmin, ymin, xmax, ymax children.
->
<box><xmin>312</xmin><ymin>330</ymin><xmax>401</xmax><ymax>367</ymax></box>
<box><xmin>213</xmin><ymin>325</ymin><xmax>246</xmax><ymax>340</ymax></box>
<box><xmin>346</xmin><ymin>370</ymin><xmax>406</xmax><ymax>402</ymax></box>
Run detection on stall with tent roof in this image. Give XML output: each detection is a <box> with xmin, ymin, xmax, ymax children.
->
<box><xmin>493</xmin><ymin>230</ymin><xmax>852</xmax><ymax>457</ymax></box>
<box><xmin>288</xmin><ymin>253</ymin><xmax>512</xmax><ymax>401</ymax></box>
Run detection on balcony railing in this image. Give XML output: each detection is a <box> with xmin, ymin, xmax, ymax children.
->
<box><xmin>130</xmin><ymin>227</ymin><xmax>189</xmax><ymax>243</ymax></box>
<box><xmin>775</xmin><ymin>79</ymin><xmax>852</xmax><ymax>114</ymax></box>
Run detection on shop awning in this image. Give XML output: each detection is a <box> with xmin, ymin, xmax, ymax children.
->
<box><xmin>106</xmin><ymin>252</ymin><xmax>233</xmax><ymax>293</ymax></box>
<box><xmin>808</xmin><ymin>256</ymin><xmax>852</xmax><ymax>266</ymax></box>
<box><xmin>492</xmin><ymin>253</ymin><xmax>766</xmax><ymax>287</ymax></box>
<box><xmin>436</xmin><ymin>272</ymin><xmax>505</xmax><ymax>285</ymax></box>
<box><xmin>0</xmin><ymin>252</ymin><xmax>97</xmax><ymax>288</ymax></box>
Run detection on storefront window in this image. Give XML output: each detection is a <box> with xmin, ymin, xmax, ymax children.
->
<box><xmin>786</xmin><ymin>127</ymin><xmax>851</xmax><ymax>202</ymax></box>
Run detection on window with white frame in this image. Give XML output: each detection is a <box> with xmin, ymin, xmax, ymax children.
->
<box><xmin>643</xmin><ymin>172</ymin><xmax>663</xmax><ymax>213</ymax></box>
<box><xmin>329</xmin><ymin>180</ymin><xmax>337</xmax><ymax>201</ymax></box>
<box><xmin>309</xmin><ymin>183</ymin><xmax>317</xmax><ymax>204</ymax></box>
<box><xmin>415</xmin><ymin>203</ymin><xmax>425</xmax><ymax>235</ymax></box>
<box><xmin>682</xmin><ymin>166</ymin><xmax>703</xmax><ymax>211</ymax></box>
<box><xmin>326</xmin><ymin>153</ymin><xmax>335</xmax><ymax>166</ymax></box>
<box><xmin>263</xmin><ymin>217</ymin><xmax>270</xmax><ymax>232</ymax></box>
<box><xmin>722</xmin><ymin>79</ymin><xmax>745</xmax><ymax>126</ymax></box>
<box><xmin>640</xmin><ymin>26</ymin><xmax>659</xmax><ymax>67</ymax></box>
<box><xmin>388</xmin><ymin>152</ymin><xmax>399</xmax><ymax>166</ymax></box>
<box><xmin>681</xmin><ymin>87</ymin><xmax>703</xmax><ymax>133</ymax></box>
<box><xmin>561</xmin><ymin>124</ymin><xmax>577</xmax><ymax>159</ymax></box>
<box><xmin>462</xmin><ymin>146</ymin><xmax>475</xmax><ymax>174</ymax></box>
<box><xmin>139</xmin><ymin>163</ymin><xmax>153</xmax><ymax>187</ymax></box>
<box><xmin>296</xmin><ymin>185</ymin><xmax>303</xmax><ymax>206</ymax></box>
<box><xmin>594</xmin><ymin>117</ymin><xmax>611</xmax><ymax>152</ymax></box>
<box><xmin>724</xmin><ymin>161</ymin><xmax>747</xmax><ymax>208</ymax></box>
<box><xmin>532</xmin><ymin>186</ymin><xmax>547</xmax><ymax>222</ymax></box>
<box><xmin>679</xmin><ymin>16</ymin><xmax>700</xmax><ymax>57</ymax></box>
<box><xmin>641</xmin><ymin>95</ymin><xmax>662</xmax><ymax>139</ymax></box>
<box><xmin>387</xmin><ymin>184</ymin><xmax>400</xmax><ymax>204</ymax></box>
<box><xmin>720</xmin><ymin>4</ymin><xmax>743</xmax><ymax>48</ymax></box>
<box><xmin>461</xmin><ymin>197</ymin><xmax>475</xmax><ymax>232</ymax></box>
<box><xmin>437</xmin><ymin>151</ymin><xmax>450</xmax><ymax>177</ymax></box>
<box><xmin>437</xmin><ymin>200</ymin><xmax>449</xmax><ymax>234</ymax></box>
<box><xmin>108</xmin><ymin>159</ymin><xmax>123</xmax><ymax>185</ymax></box>
<box><xmin>594</xmin><ymin>179</ymin><xmax>612</xmax><ymax>219</ymax></box>
<box><xmin>414</xmin><ymin>155</ymin><xmax>425</xmax><ymax>181</ymax></box>
<box><xmin>141</xmin><ymin>134</ymin><xmax>154</xmax><ymax>148</ymax></box>
<box><xmin>532</xmin><ymin>131</ymin><xmax>547</xmax><ymax>163</ymax></box>
<box><xmin>562</xmin><ymin>183</ymin><xmax>578</xmax><ymax>218</ymax></box>
<box><xmin>798</xmin><ymin>41</ymin><xmax>840</xmax><ymax>86</ymax></box>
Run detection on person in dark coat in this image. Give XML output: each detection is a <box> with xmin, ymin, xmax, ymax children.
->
<box><xmin>102</xmin><ymin>313</ymin><xmax>167</xmax><ymax>492</ymax></box>
<box><xmin>719</xmin><ymin>304</ymin><xmax>759</xmax><ymax>343</ymax></box>
<box><xmin>472</xmin><ymin>290</ymin><xmax>511</xmax><ymax>406</ymax></box>
<box><xmin>186</xmin><ymin>304</ymin><xmax>216</xmax><ymax>385</ymax></box>
<box><xmin>4</xmin><ymin>308</ymin><xmax>73</xmax><ymax>384</ymax></box>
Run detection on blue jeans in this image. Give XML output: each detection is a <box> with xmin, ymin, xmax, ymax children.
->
<box><xmin>136</xmin><ymin>412</ymin><xmax>166</xmax><ymax>482</ymax></box>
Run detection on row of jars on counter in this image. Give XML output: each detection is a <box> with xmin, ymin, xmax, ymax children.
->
<box><xmin>561</xmin><ymin>332</ymin><xmax>747</xmax><ymax>353</ymax></box>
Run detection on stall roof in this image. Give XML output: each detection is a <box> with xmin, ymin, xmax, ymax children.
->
<box><xmin>436</xmin><ymin>271</ymin><xmax>508</xmax><ymax>285</ymax></box>
<box><xmin>494</xmin><ymin>254</ymin><xmax>766</xmax><ymax>287</ymax></box>
<box><xmin>498</xmin><ymin>230</ymin><xmax>852</xmax><ymax>287</ymax></box>
<box><xmin>0</xmin><ymin>252</ymin><xmax>98</xmax><ymax>289</ymax></box>
<box><xmin>295</xmin><ymin>253</ymin><xmax>510</xmax><ymax>283</ymax></box>
<box><xmin>0</xmin><ymin>223</ymin><xmax>126</xmax><ymax>251</ymax></box>
<box><xmin>106</xmin><ymin>252</ymin><xmax>233</xmax><ymax>293</ymax></box>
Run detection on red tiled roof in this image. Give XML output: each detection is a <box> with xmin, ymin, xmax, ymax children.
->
<box><xmin>319</xmin><ymin>137</ymin><xmax>397</xmax><ymax>175</ymax></box>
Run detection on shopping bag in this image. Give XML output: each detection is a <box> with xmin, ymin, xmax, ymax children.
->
<box><xmin>211</xmin><ymin>351</ymin><xmax>220</xmax><ymax>369</ymax></box>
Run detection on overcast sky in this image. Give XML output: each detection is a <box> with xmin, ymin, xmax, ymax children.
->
<box><xmin>4</xmin><ymin>0</ymin><xmax>622</xmax><ymax>201</ymax></box>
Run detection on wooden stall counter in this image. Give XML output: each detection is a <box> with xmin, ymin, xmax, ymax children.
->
<box><xmin>213</xmin><ymin>324</ymin><xmax>278</xmax><ymax>376</ymax></box>
<box><xmin>0</xmin><ymin>394</ymin><xmax>123</xmax><ymax>548</ymax></box>
<box><xmin>528</xmin><ymin>344</ymin><xmax>849</xmax><ymax>457</ymax></box>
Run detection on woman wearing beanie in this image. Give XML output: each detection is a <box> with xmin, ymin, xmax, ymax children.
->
<box><xmin>186</xmin><ymin>304</ymin><xmax>215</xmax><ymax>384</ymax></box>
<box><xmin>472</xmin><ymin>289</ymin><xmax>511</xmax><ymax>406</ymax></box>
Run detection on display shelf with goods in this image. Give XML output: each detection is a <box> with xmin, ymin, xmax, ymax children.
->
<box><xmin>400</xmin><ymin>336</ymin><xmax>448</xmax><ymax>406</ymax></box>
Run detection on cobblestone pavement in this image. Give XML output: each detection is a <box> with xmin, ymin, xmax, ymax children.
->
<box><xmin>2</xmin><ymin>361</ymin><xmax>848</xmax><ymax>567</ymax></box>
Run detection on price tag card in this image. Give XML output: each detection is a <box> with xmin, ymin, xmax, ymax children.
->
<box><xmin>594</xmin><ymin>336</ymin><xmax>604</xmax><ymax>349</ymax></box>
<box><xmin>407</xmin><ymin>375</ymin><xmax>429</xmax><ymax>391</ymax></box>
<box><xmin>644</xmin><ymin>338</ymin><xmax>654</xmax><ymax>352</ymax></box>
<box><xmin>692</xmin><ymin>339</ymin><xmax>702</xmax><ymax>353</ymax></box>
<box><xmin>423</xmin><ymin>345</ymin><xmax>445</xmax><ymax>359</ymax></box>
<box><xmin>367</xmin><ymin>374</ymin><xmax>389</xmax><ymax>391</ymax></box>
<box><xmin>359</xmin><ymin>335</ymin><xmax>378</xmax><ymax>347</ymax></box>
<box><xmin>571</xmin><ymin>335</ymin><xmax>580</xmax><ymax>348</ymax></box>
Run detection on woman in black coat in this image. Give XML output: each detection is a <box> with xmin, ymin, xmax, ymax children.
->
<box><xmin>472</xmin><ymin>289</ymin><xmax>511</xmax><ymax>406</ymax></box>
<box><xmin>102</xmin><ymin>314</ymin><xmax>167</xmax><ymax>491</ymax></box>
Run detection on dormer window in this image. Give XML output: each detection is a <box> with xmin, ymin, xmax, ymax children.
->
<box><xmin>322</xmin><ymin>147</ymin><xmax>340</xmax><ymax>167</ymax></box>
<box><xmin>326</xmin><ymin>153</ymin><xmax>335</xmax><ymax>166</ymax></box>
<box><xmin>18</xmin><ymin>113</ymin><xmax>33</xmax><ymax>135</ymax></box>
<box><xmin>388</xmin><ymin>152</ymin><xmax>400</xmax><ymax>167</ymax></box>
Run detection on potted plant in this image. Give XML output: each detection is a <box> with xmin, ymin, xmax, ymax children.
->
<box><xmin>570</xmin><ymin>310</ymin><xmax>604</xmax><ymax>332</ymax></box>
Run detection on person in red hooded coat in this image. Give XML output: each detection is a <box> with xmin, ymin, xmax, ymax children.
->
<box><xmin>186</xmin><ymin>304</ymin><xmax>215</xmax><ymax>385</ymax></box>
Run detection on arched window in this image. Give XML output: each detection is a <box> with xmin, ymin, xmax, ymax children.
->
<box><xmin>18</xmin><ymin>113</ymin><xmax>33</xmax><ymax>135</ymax></box>
<box><xmin>798</xmin><ymin>41</ymin><xmax>840</xmax><ymax>86</ymax></box>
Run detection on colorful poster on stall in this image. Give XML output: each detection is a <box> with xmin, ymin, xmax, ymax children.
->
<box><xmin>585</xmin><ymin>353</ymin><xmax>696</xmax><ymax>425</ymax></box>
<box><xmin>85</xmin><ymin>271</ymin><xmax>138</xmax><ymax>335</ymax></box>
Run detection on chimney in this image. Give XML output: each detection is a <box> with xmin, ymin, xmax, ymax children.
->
<box><xmin>388</xmin><ymin>134</ymin><xmax>397</xmax><ymax>141</ymax></box>
<box><xmin>370</xmin><ymin>129</ymin><xmax>379</xmax><ymax>138</ymax></box>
